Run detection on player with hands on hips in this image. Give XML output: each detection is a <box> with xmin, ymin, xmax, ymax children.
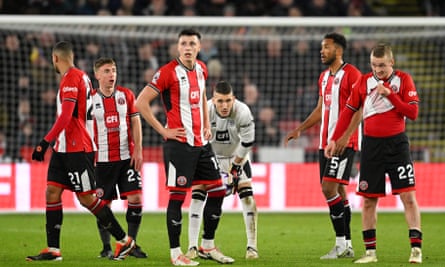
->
<box><xmin>136</xmin><ymin>29</ymin><xmax>231</xmax><ymax>266</ymax></box>
<box><xmin>325</xmin><ymin>43</ymin><xmax>422</xmax><ymax>264</ymax></box>
<box><xmin>186</xmin><ymin>80</ymin><xmax>259</xmax><ymax>260</ymax></box>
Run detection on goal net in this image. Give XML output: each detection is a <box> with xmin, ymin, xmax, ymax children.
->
<box><xmin>0</xmin><ymin>16</ymin><xmax>443</xmax><ymax>163</ymax></box>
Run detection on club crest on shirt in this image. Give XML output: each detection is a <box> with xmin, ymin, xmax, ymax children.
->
<box><xmin>334</xmin><ymin>77</ymin><xmax>340</xmax><ymax>85</ymax></box>
<box><xmin>390</xmin><ymin>84</ymin><xmax>398</xmax><ymax>92</ymax></box>
<box><xmin>117</xmin><ymin>97</ymin><xmax>126</xmax><ymax>105</ymax></box>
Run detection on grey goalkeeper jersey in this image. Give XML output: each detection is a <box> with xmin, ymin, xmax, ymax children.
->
<box><xmin>208</xmin><ymin>99</ymin><xmax>255</xmax><ymax>158</ymax></box>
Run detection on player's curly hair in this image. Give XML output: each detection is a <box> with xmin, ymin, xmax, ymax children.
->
<box><xmin>324</xmin><ymin>32</ymin><xmax>347</xmax><ymax>50</ymax></box>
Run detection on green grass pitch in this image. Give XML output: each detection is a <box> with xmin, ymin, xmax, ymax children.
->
<box><xmin>0</xmin><ymin>212</ymin><xmax>444</xmax><ymax>266</ymax></box>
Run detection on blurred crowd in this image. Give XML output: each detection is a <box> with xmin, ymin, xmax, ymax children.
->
<box><xmin>0</xmin><ymin>0</ymin><xmax>443</xmax><ymax>162</ymax></box>
<box><xmin>0</xmin><ymin>26</ymin><xmax>377</xmax><ymax>162</ymax></box>
<box><xmin>1</xmin><ymin>0</ymin><xmax>444</xmax><ymax>17</ymax></box>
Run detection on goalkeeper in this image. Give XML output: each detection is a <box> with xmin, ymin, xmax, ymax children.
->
<box><xmin>186</xmin><ymin>80</ymin><xmax>259</xmax><ymax>260</ymax></box>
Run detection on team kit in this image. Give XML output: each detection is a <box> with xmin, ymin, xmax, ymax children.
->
<box><xmin>25</xmin><ymin>29</ymin><xmax>422</xmax><ymax>265</ymax></box>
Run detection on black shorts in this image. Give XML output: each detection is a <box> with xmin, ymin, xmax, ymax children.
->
<box><xmin>359</xmin><ymin>133</ymin><xmax>416</xmax><ymax>197</ymax></box>
<box><xmin>95</xmin><ymin>159</ymin><xmax>142</xmax><ymax>200</ymax></box>
<box><xmin>319</xmin><ymin>148</ymin><xmax>356</xmax><ymax>185</ymax></box>
<box><xmin>47</xmin><ymin>151</ymin><xmax>96</xmax><ymax>194</ymax></box>
<box><xmin>163</xmin><ymin>140</ymin><xmax>221</xmax><ymax>190</ymax></box>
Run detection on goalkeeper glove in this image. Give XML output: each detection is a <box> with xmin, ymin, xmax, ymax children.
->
<box><xmin>230</xmin><ymin>162</ymin><xmax>242</xmax><ymax>193</ymax></box>
<box><xmin>32</xmin><ymin>139</ymin><xmax>50</xmax><ymax>162</ymax></box>
<box><xmin>230</xmin><ymin>162</ymin><xmax>242</xmax><ymax>178</ymax></box>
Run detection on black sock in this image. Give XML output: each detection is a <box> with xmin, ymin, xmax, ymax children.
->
<box><xmin>94</xmin><ymin>204</ymin><xmax>126</xmax><ymax>241</ymax></box>
<box><xmin>202</xmin><ymin>195</ymin><xmax>223</xmax><ymax>240</ymax></box>
<box><xmin>46</xmin><ymin>202</ymin><xmax>63</xmax><ymax>248</ymax></box>
<box><xmin>327</xmin><ymin>195</ymin><xmax>345</xmax><ymax>237</ymax></box>
<box><xmin>344</xmin><ymin>200</ymin><xmax>352</xmax><ymax>240</ymax></box>
<box><xmin>363</xmin><ymin>229</ymin><xmax>376</xmax><ymax>250</ymax></box>
<box><xmin>127</xmin><ymin>202</ymin><xmax>142</xmax><ymax>240</ymax></box>
<box><xmin>166</xmin><ymin>197</ymin><xmax>184</xmax><ymax>248</ymax></box>
<box><xmin>409</xmin><ymin>229</ymin><xmax>422</xmax><ymax>248</ymax></box>
<box><xmin>97</xmin><ymin>220</ymin><xmax>111</xmax><ymax>250</ymax></box>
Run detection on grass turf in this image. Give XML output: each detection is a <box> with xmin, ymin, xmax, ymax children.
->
<box><xmin>0</xmin><ymin>212</ymin><xmax>444</xmax><ymax>266</ymax></box>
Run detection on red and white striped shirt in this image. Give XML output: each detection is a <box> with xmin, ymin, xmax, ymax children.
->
<box><xmin>347</xmin><ymin>70</ymin><xmax>419</xmax><ymax>137</ymax></box>
<box><xmin>91</xmin><ymin>86</ymin><xmax>139</xmax><ymax>162</ymax></box>
<box><xmin>149</xmin><ymin>58</ymin><xmax>208</xmax><ymax>147</ymax></box>
<box><xmin>318</xmin><ymin>63</ymin><xmax>361</xmax><ymax>150</ymax></box>
<box><xmin>53</xmin><ymin>67</ymin><xmax>95</xmax><ymax>153</ymax></box>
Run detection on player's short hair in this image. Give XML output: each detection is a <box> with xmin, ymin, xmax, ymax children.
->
<box><xmin>53</xmin><ymin>41</ymin><xmax>73</xmax><ymax>58</ymax></box>
<box><xmin>178</xmin><ymin>28</ymin><xmax>201</xmax><ymax>40</ymax></box>
<box><xmin>214</xmin><ymin>80</ymin><xmax>233</xmax><ymax>95</ymax></box>
<box><xmin>324</xmin><ymin>32</ymin><xmax>347</xmax><ymax>50</ymax></box>
<box><xmin>94</xmin><ymin>57</ymin><xmax>116</xmax><ymax>73</ymax></box>
<box><xmin>371</xmin><ymin>42</ymin><xmax>393</xmax><ymax>59</ymax></box>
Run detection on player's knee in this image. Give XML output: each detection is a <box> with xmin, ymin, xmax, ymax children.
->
<box><xmin>169</xmin><ymin>191</ymin><xmax>186</xmax><ymax>202</ymax></box>
<box><xmin>238</xmin><ymin>186</ymin><xmax>253</xmax><ymax>199</ymax></box>
<box><xmin>400</xmin><ymin>191</ymin><xmax>418</xmax><ymax>207</ymax></box>
<box><xmin>191</xmin><ymin>189</ymin><xmax>207</xmax><ymax>201</ymax></box>
<box><xmin>207</xmin><ymin>188</ymin><xmax>226</xmax><ymax>198</ymax></box>
<box><xmin>127</xmin><ymin>193</ymin><xmax>142</xmax><ymax>203</ymax></box>
<box><xmin>321</xmin><ymin>183</ymin><xmax>338</xmax><ymax>199</ymax></box>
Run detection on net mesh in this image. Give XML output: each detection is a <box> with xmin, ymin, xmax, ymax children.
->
<box><xmin>0</xmin><ymin>16</ymin><xmax>443</xmax><ymax>163</ymax></box>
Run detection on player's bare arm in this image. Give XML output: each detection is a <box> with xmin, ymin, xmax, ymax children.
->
<box><xmin>136</xmin><ymin>86</ymin><xmax>186</xmax><ymax>141</ymax></box>
<box><xmin>202</xmin><ymin>90</ymin><xmax>212</xmax><ymax>140</ymax></box>
<box><xmin>284</xmin><ymin>97</ymin><xmax>322</xmax><ymax>147</ymax></box>
<box><xmin>334</xmin><ymin>107</ymin><xmax>362</xmax><ymax>155</ymax></box>
<box><xmin>130</xmin><ymin>115</ymin><xmax>143</xmax><ymax>172</ymax></box>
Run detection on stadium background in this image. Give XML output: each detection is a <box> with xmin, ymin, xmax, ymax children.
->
<box><xmin>0</xmin><ymin>0</ymin><xmax>444</xmax><ymax>212</ymax></box>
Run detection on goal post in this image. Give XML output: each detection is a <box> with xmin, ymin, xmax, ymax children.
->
<box><xmin>0</xmin><ymin>15</ymin><xmax>443</xmax><ymax>162</ymax></box>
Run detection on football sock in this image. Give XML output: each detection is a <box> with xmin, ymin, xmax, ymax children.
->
<box><xmin>344</xmin><ymin>199</ymin><xmax>352</xmax><ymax>242</ymax></box>
<box><xmin>188</xmin><ymin>190</ymin><xmax>206</xmax><ymax>249</ymax></box>
<box><xmin>363</xmin><ymin>229</ymin><xmax>376</xmax><ymax>250</ymax></box>
<box><xmin>327</xmin><ymin>194</ymin><xmax>345</xmax><ymax>237</ymax></box>
<box><xmin>127</xmin><ymin>201</ymin><xmax>143</xmax><ymax>240</ymax></box>
<box><xmin>202</xmin><ymin>192</ymin><xmax>224</xmax><ymax>240</ymax></box>
<box><xmin>167</xmin><ymin>192</ymin><xmax>186</xmax><ymax>248</ymax></box>
<box><xmin>409</xmin><ymin>229</ymin><xmax>422</xmax><ymax>248</ymax></box>
<box><xmin>239</xmin><ymin>187</ymin><xmax>257</xmax><ymax>249</ymax></box>
<box><xmin>97</xmin><ymin>219</ymin><xmax>111</xmax><ymax>249</ymax></box>
<box><xmin>91</xmin><ymin>199</ymin><xmax>126</xmax><ymax>241</ymax></box>
<box><xmin>46</xmin><ymin>201</ymin><xmax>63</xmax><ymax>248</ymax></box>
